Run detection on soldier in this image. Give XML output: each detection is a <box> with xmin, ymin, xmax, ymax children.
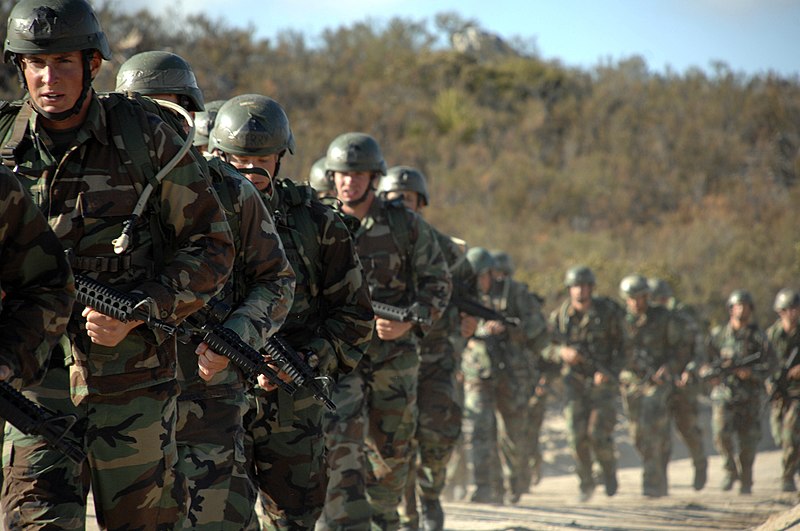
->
<box><xmin>193</xmin><ymin>99</ymin><xmax>226</xmax><ymax>156</ymax></box>
<box><xmin>0</xmin><ymin>1</ymin><xmax>235</xmax><ymax>528</ymax></box>
<box><xmin>765</xmin><ymin>288</ymin><xmax>800</xmax><ymax>492</ymax></box>
<box><xmin>704</xmin><ymin>290</ymin><xmax>773</xmax><ymax>494</ymax></box>
<box><xmin>648</xmin><ymin>278</ymin><xmax>708</xmax><ymax>491</ymax></box>
<box><xmin>377</xmin><ymin>166</ymin><xmax>478</xmax><ymax>531</ymax></box>
<box><xmin>320</xmin><ymin>132</ymin><xmax>451</xmax><ymax>530</ymax></box>
<box><xmin>209</xmin><ymin>96</ymin><xmax>374</xmax><ymax>530</ymax></box>
<box><xmin>309</xmin><ymin>156</ymin><xmax>337</xmax><ymax>199</ymax></box>
<box><xmin>0</xmin><ymin>166</ymin><xmax>74</xmax><ymax>385</ymax></box>
<box><xmin>116</xmin><ymin>54</ymin><xmax>297</xmax><ymax>529</ymax></box>
<box><xmin>490</xmin><ymin>251</ymin><xmax>551</xmax><ymax>493</ymax></box>
<box><xmin>542</xmin><ymin>266</ymin><xmax>626</xmax><ymax>502</ymax></box>
<box><xmin>618</xmin><ymin>274</ymin><xmax>683</xmax><ymax>497</ymax></box>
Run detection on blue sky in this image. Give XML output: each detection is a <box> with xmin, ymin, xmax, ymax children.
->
<box><xmin>119</xmin><ymin>0</ymin><xmax>799</xmax><ymax>78</ymax></box>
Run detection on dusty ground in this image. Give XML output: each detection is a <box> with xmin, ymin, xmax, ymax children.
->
<box><xmin>81</xmin><ymin>396</ymin><xmax>797</xmax><ymax>530</ymax></box>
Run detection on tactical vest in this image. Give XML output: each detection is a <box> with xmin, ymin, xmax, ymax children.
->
<box><xmin>206</xmin><ymin>157</ymin><xmax>245</xmax><ymax>304</ymax></box>
<box><xmin>0</xmin><ymin>94</ymin><xmax>174</xmax><ymax>275</ymax></box>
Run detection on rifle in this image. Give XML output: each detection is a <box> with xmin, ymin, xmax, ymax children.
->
<box><xmin>371</xmin><ymin>300</ymin><xmax>432</xmax><ymax>326</ymax></box>
<box><xmin>178</xmin><ymin>302</ymin><xmax>297</xmax><ymax>395</ymax></box>
<box><xmin>451</xmin><ymin>294</ymin><xmax>520</xmax><ymax>327</ymax></box>
<box><xmin>0</xmin><ymin>381</ymin><xmax>86</xmax><ymax>464</ymax></box>
<box><xmin>769</xmin><ymin>346</ymin><xmax>799</xmax><ymax>403</ymax></box>
<box><xmin>262</xmin><ymin>335</ymin><xmax>336</xmax><ymax>411</ymax></box>
<box><xmin>701</xmin><ymin>352</ymin><xmax>762</xmax><ymax>382</ymax></box>
<box><xmin>74</xmin><ymin>273</ymin><xmax>177</xmax><ymax>335</ymax></box>
<box><xmin>552</xmin><ymin>333</ymin><xmax>617</xmax><ymax>384</ymax></box>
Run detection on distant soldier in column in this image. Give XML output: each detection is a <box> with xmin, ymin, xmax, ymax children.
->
<box><xmin>649</xmin><ymin>277</ymin><xmax>708</xmax><ymax>491</ymax></box>
<box><xmin>704</xmin><ymin>290</ymin><xmax>773</xmax><ymax>494</ymax></box>
<box><xmin>320</xmin><ymin>132</ymin><xmax>451</xmax><ymax>530</ymax></box>
<box><xmin>543</xmin><ymin>266</ymin><xmax>626</xmax><ymax>502</ymax></box>
<box><xmin>193</xmin><ymin>99</ymin><xmax>226</xmax><ymax>156</ymax></box>
<box><xmin>377</xmin><ymin>166</ymin><xmax>478</xmax><ymax>531</ymax></box>
<box><xmin>209</xmin><ymin>97</ymin><xmax>374</xmax><ymax>529</ymax></box>
<box><xmin>765</xmin><ymin>288</ymin><xmax>800</xmax><ymax>492</ymax></box>
<box><xmin>619</xmin><ymin>274</ymin><xmax>683</xmax><ymax>497</ymax></box>
<box><xmin>309</xmin><ymin>156</ymin><xmax>337</xmax><ymax>199</ymax></box>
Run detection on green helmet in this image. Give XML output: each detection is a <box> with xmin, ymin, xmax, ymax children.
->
<box><xmin>378</xmin><ymin>166</ymin><xmax>429</xmax><ymax>206</ymax></box>
<box><xmin>490</xmin><ymin>250</ymin><xmax>514</xmax><ymax>275</ymax></box>
<box><xmin>115</xmin><ymin>51</ymin><xmax>204</xmax><ymax>112</ymax></box>
<box><xmin>209</xmin><ymin>94</ymin><xmax>296</xmax><ymax>157</ymax></box>
<box><xmin>466</xmin><ymin>247</ymin><xmax>494</xmax><ymax>275</ymax></box>
<box><xmin>647</xmin><ymin>278</ymin><xmax>672</xmax><ymax>300</ymax></box>
<box><xmin>619</xmin><ymin>274</ymin><xmax>650</xmax><ymax>299</ymax></box>
<box><xmin>726</xmin><ymin>289</ymin><xmax>754</xmax><ymax>309</ymax></box>
<box><xmin>564</xmin><ymin>265</ymin><xmax>595</xmax><ymax>287</ymax></box>
<box><xmin>309</xmin><ymin>156</ymin><xmax>333</xmax><ymax>194</ymax></box>
<box><xmin>4</xmin><ymin>0</ymin><xmax>111</xmax><ymax>61</ymax></box>
<box><xmin>773</xmin><ymin>288</ymin><xmax>800</xmax><ymax>312</ymax></box>
<box><xmin>324</xmin><ymin>132</ymin><xmax>386</xmax><ymax>175</ymax></box>
<box><xmin>194</xmin><ymin>99</ymin><xmax>226</xmax><ymax>147</ymax></box>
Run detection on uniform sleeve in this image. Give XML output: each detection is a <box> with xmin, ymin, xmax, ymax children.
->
<box><xmin>409</xmin><ymin>215</ymin><xmax>452</xmax><ymax>336</ymax></box>
<box><xmin>222</xmin><ymin>177</ymin><xmax>295</xmax><ymax>349</ymax></box>
<box><xmin>0</xmin><ymin>171</ymin><xmax>75</xmax><ymax>384</ymax></box>
<box><xmin>135</xmin><ymin>117</ymin><xmax>234</xmax><ymax>325</ymax></box>
<box><xmin>307</xmin><ymin>206</ymin><xmax>374</xmax><ymax>375</ymax></box>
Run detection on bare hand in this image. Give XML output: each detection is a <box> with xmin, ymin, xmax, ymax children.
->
<box><xmin>460</xmin><ymin>313</ymin><xmax>478</xmax><ymax>338</ymax></box>
<box><xmin>256</xmin><ymin>360</ymin><xmax>294</xmax><ymax>391</ymax></box>
<box><xmin>82</xmin><ymin>306</ymin><xmax>142</xmax><ymax>347</ymax></box>
<box><xmin>0</xmin><ymin>365</ymin><xmax>11</xmax><ymax>381</ymax></box>
<box><xmin>594</xmin><ymin>371</ymin><xmax>610</xmax><ymax>385</ymax></box>
<box><xmin>375</xmin><ymin>318</ymin><xmax>413</xmax><ymax>341</ymax></box>
<box><xmin>734</xmin><ymin>367</ymin><xmax>752</xmax><ymax>380</ymax></box>
<box><xmin>676</xmin><ymin>371</ymin><xmax>690</xmax><ymax>387</ymax></box>
<box><xmin>195</xmin><ymin>342</ymin><xmax>231</xmax><ymax>381</ymax></box>
<box><xmin>560</xmin><ymin>345</ymin><xmax>583</xmax><ymax>366</ymax></box>
<box><xmin>788</xmin><ymin>365</ymin><xmax>800</xmax><ymax>380</ymax></box>
<box><xmin>484</xmin><ymin>320</ymin><xmax>506</xmax><ymax>335</ymax></box>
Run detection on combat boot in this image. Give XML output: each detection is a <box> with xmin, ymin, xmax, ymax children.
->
<box><xmin>470</xmin><ymin>485</ymin><xmax>503</xmax><ymax>505</ymax></box>
<box><xmin>739</xmin><ymin>467</ymin><xmax>753</xmax><ymax>495</ymax></box>
<box><xmin>721</xmin><ymin>470</ymin><xmax>737</xmax><ymax>491</ymax></box>
<box><xmin>421</xmin><ymin>498</ymin><xmax>444</xmax><ymax>531</ymax></box>
<box><xmin>693</xmin><ymin>459</ymin><xmax>708</xmax><ymax>491</ymax></box>
<box><xmin>603</xmin><ymin>468</ymin><xmax>618</xmax><ymax>497</ymax></box>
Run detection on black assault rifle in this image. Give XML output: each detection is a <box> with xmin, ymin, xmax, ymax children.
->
<box><xmin>769</xmin><ymin>347</ymin><xmax>799</xmax><ymax>404</ymax></box>
<box><xmin>74</xmin><ymin>273</ymin><xmax>177</xmax><ymax>335</ymax></box>
<box><xmin>178</xmin><ymin>302</ymin><xmax>297</xmax><ymax>395</ymax></box>
<box><xmin>262</xmin><ymin>335</ymin><xmax>336</xmax><ymax>411</ymax></box>
<box><xmin>371</xmin><ymin>300</ymin><xmax>432</xmax><ymax>327</ymax></box>
<box><xmin>0</xmin><ymin>381</ymin><xmax>86</xmax><ymax>464</ymax></box>
<box><xmin>701</xmin><ymin>352</ymin><xmax>762</xmax><ymax>382</ymax></box>
<box><xmin>451</xmin><ymin>294</ymin><xmax>520</xmax><ymax>327</ymax></box>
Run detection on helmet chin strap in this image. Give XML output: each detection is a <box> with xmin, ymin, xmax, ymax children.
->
<box><xmin>342</xmin><ymin>174</ymin><xmax>377</xmax><ymax>207</ymax></box>
<box><xmin>20</xmin><ymin>50</ymin><xmax>94</xmax><ymax>122</ymax></box>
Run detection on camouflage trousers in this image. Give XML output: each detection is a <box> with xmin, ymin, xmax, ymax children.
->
<box><xmin>669</xmin><ymin>386</ymin><xmax>707</xmax><ymax>468</ymax></box>
<box><xmin>522</xmin><ymin>391</ymin><xmax>548</xmax><ymax>489</ymax></box>
<box><xmin>712</xmin><ymin>397</ymin><xmax>762</xmax><ymax>487</ymax></box>
<box><xmin>245</xmin><ymin>386</ymin><xmax>328</xmax><ymax>530</ymax></box>
<box><xmin>622</xmin><ymin>380</ymin><xmax>672</xmax><ymax>495</ymax></box>
<box><xmin>770</xmin><ymin>398</ymin><xmax>800</xmax><ymax>482</ymax></box>
<box><xmin>399</xmin><ymin>350</ymin><xmax>462</xmax><ymax>528</ymax></box>
<box><xmin>442</xmin><ymin>369</ymin><xmax>469</xmax><ymax>502</ymax></box>
<box><xmin>562</xmin><ymin>376</ymin><xmax>619</xmax><ymax>494</ymax></box>
<box><xmin>1</xmin><ymin>367</ymin><xmax>186</xmax><ymax>531</ymax></box>
<box><xmin>318</xmin><ymin>339</ymin><xmax>420</xmax><ymax>531</ymax></box>
<box><xmin>176</xmin><ymin>389</ymin><xmax>256</xmax><ymax>530</ymax></box>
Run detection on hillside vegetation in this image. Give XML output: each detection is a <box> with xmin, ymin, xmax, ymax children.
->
<box><xmin>1</xmin><ymin>1</ymin><xmax>798</xmax><ymax>326</ymax></box>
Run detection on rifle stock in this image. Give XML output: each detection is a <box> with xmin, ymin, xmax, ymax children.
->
<box><xmin>0</xmin><ymin>381</ymin><xmax>86</xmax><ymax>464</ymax></box>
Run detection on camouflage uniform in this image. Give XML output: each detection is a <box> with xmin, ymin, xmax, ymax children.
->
<box><xmin>543</xmin><ymin>296</ymin><xmax>626</xmax><ymax>499</ymax></box>
<box><xmin>246</xmin><ymin>177</ymin><xmax>373</xmax><ymax>530</ymax></box>
<box><xmin>462</xmin><ymin>277</ymin><xmax>540</xmax><ymax>503</ymax></box>
<box><xmin>707</xmin><ymin>321</ymin><xmax>773</xmax><ymax>493</ymax></box>
<box><xmin>399</xmin><ymin>231</ymin><xmax>475</xmax><ymax>530</ymax></box>
<box><xmin>0</xmin><ymin>91</ymin><xmax>234</xmax><ymax>530</ymax></box>
<box><xmin>765</xmin><ymin>318</ymin><xmax>800</xmax><ymax>491</ymax></box>
<box><xmin>620</xmin><ymin>305</ymin><xmax>684</xmax><ymax>497</ymax></box>
<box><xmin>0</xmin><ymin>167</ymin><xmax>75</xmax><ymax>492</ymax></box>
<box><xmin>319</xmin><ymin>197</ymin><xmax>451</xmax><ymax>531</ymax></box>
<box><xmin>176</xmin><ymin>159</ymin><xmax>295</xmax><ymax>531</ymax></box>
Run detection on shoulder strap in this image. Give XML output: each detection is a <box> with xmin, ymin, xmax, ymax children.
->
<box><xmin>0</xmin><ymin>100</ymin><xmax>30</xmax><ymax>170</ymax></box>
<box><xmin>383</xmin><ymin>198</ymin><xmax>412</xmax><ymax>259</ymax></box>
<box><xmin>278</xmin><ymin>179</ymin><xmax>322</xmax><ymax>295</ymax></box>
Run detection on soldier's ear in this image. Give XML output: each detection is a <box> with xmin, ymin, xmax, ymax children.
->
<box><xmin>89</xmin><ymin>51</ymin><xmax>102</xmax><ymax>79</ymax></box>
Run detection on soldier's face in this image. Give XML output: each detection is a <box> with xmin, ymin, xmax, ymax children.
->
<box><xmin>21</xmin><ymin>51</ymin><xmax>101</xmax><ymax>130</ymax></box>
<box><xmin>778</xmin><ymin>307</ymin><xmax>799</xmax><ymax>329</ymax></box>
<box><xmin>626</xmin><ymin>294</ymin><xmax>648</xmax><ymax>315</ymax></box>
<box><xmin>569</xmin><ymin>283</ymin><xmax>592</xmax><ymax>310</ymax></box>
<box><xmin>334</xmin><ymin>171</ymin><xmax>372</xmax><ymax>204</ymax></box>
<box><xmin>477</xmin><ymin>271</ymin><xmax>493</xmax><ymax>294</ymax></box>
<box><xmin>228</xmin><ymin>154</ymin><xmax>278</xmax><ymax>191</ymax></box>
<box><xmin>729</xmin><ymin>302</ymin><xmax>751</xmax><ymax>324</ymax></box>
<box><xmin>385</xmin><ymin>190</ymin><xmax>420</xmax><ymax>212</ymax></box>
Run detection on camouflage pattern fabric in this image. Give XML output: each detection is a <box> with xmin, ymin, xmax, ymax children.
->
<box><xmin>543</xmin><ymin>296</ymin><xmax>626</xmax><ymax>496</ymax></box>
<box><xmin>619</xmin><ymin>305</ymin><xmax>683</xmax><ymax>496</ymax></box>
<box><xmin>176</xmin><ymin>161</ymin><xmax>294</xmax><ymax>530</ymax></box>
<box><xmin>400</xmin><ymin>231</ymin><xmax>474</xmax><ymax>529</ymax></box>
<box><xmin>0</xmin><ymin>94</ymin><xmax>234</xmax><ymax>529</ymax></box>
<box><xmin>765</xmin><ymin>319</ymin><xmax>800</xmax><ymax>487</ymax></box>
<box><xmin>0</xmin><ymin>166</ymin><xmax>74</xmax><ymax>383</ymax></box>
<box><xmin>318</xmin><ymin>198</ymin><xmax>451</xmax><ymax>530</ymax></box>
<box><xmin>707</xmin><ymin>322</ymin><xmax>773</xmax><ymax>491</ymax></box>
<box><xmin>246</xmin><ymin>178</ymin><xmax>373</xmax><ymax>530</ymax></box>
